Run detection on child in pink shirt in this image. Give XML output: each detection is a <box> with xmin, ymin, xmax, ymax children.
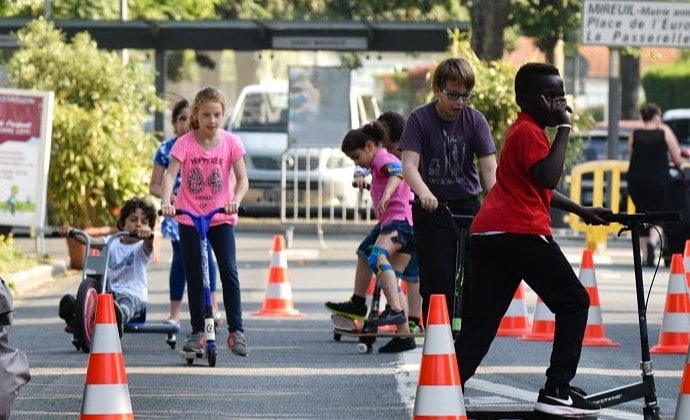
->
<box><xmin>336</xmin><ymin>121</ymin><xmax>416</xmax><ymax>345</ymax></box>
<box><xmin>160</xmin><ymin>86</ymin><xmax>250</xmax><ymax>357</ymax></box>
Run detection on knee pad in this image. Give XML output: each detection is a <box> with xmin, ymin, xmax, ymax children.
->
<box><xmin>367</xmin><ymin>246</ymin><xmax>392</xmax><ymax>276</ymax></box>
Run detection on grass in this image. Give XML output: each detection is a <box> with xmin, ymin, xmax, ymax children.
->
<box><xmin>0</xmin><ymin>234</ymin><xmax>43</xmax><ymax>280</ymax></box>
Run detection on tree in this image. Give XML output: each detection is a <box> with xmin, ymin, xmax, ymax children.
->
<box><xmin>465</xmin><ymin>0</ymin><xmax>511</xmax><ymax>60</ymax></box>
<box><xmin>6</xmin><ymin>18</ymin><xmax>164</xmax><ymax>227</ymax></box>
<box><xmin>510</xmin><ymin>0</ymin><xmax>581</xmax><ymax>69</ymax></box>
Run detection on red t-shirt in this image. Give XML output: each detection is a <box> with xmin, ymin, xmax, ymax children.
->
<box><xmin>470</xmin><ymin>113</ymin><xmax>553</xmax><ymax>236</ymax></box>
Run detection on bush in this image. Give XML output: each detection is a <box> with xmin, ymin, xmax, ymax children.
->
<box><xmin>5</xmin><ymin>18</ymin><xmax>164</xmax><ymax>228</ymax></box>
<box><xmin>642</xmin><ymin>60</ymin><xmax>690</xmax><ymax>110</ymax></box>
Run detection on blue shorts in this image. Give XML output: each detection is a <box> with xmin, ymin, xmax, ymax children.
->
<box><xmin>356</xmin><ymin>220</ymin><xmax>417</xmax><ymax>283</ymax></box>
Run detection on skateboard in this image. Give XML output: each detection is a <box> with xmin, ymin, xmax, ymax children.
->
<box><xmin>331</xmin><ymin>314</ymin><xmax>424</xmax><ymax>354</ymax></box>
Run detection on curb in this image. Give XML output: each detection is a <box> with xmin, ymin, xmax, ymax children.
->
<box><xmin>7</xmin><ymin>260</ymin><xmax>74</xmax><ymax>299</ymax></box>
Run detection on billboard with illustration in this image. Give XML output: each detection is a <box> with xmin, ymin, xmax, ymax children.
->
<box><xmin>0</xmin><ymin>88</ymin><xmax>54</xmax><ymax>229</ymax></box>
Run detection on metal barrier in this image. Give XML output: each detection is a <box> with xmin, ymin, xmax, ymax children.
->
<box><xmin>279</xmin><ymin>147</ymin><xmax>373</xmax><ymax>247</ymax></box>
<box><xmin>567</xmin><ymin>160</ymin><xmax>635</xmax><ymax>251</ymax></box>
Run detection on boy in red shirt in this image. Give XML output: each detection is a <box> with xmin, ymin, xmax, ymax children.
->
<box><xmin>455</xmin><ymin>62</ymin><xmax>611</xmax><ymax>416</ymax></box>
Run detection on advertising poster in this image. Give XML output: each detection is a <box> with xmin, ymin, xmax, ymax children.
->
<box><xmin>288</xmin><ymin>66</ymin><xmax>351</xmax><ymax>147</ymax></box>
<box><xmin>0</xmin><ymin>88</ymin><xmax>54</xmax><ymax>229</ymax></box>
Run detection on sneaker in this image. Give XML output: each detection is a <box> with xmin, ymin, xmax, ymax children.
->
<box><xmin>378</xmin><ymin>337</ymin><xmax>416</xmax><ymax>353</ymax></box>
<box><xmin>183</xmin><ymin>333</ymin><xmax>205</xmax><ymax>353</ymax></box>
<box><xmin>113</xmin><ymin>302</ymin><xmax>124</xmax><ymax>338</ymax></box>
<box><xmin>408</xmin><ymin>321</ymin><xmax>423</xmax><ymax>335</ymax></box>
<box><xmin>369</xmin><ymin>307</ymin><xmax>407</xmax><ymax>326</ymax></box>
<box><xmin>324</xmin><ymin>299</ymin><xmax>368</xmax><ymax>320</ymax></box>
<box><xmin>227</xmin><ymin>331</ymin><xmax>248</xmax><ymax>357</ymax></box>
<box><xmin>164</xmin><ymin>318</ymin><xmax>180</xmax><ymax>327</ymax></box>
<box><xmin>58</xmin><ymin>294</ymin><xmax>76</xmax><ymax>332</ymax></box>
<box><xmin>534</xmin><ymin>386</ymin><xmax>600</xmax><ymax>416</ymax></box>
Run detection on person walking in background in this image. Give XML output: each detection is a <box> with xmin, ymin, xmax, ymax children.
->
<box><xmin>455</xmin><ymin>62</ymin><xmax>610</xmax><ymax>416</ymax></box>
<box><xmin>400</xmin><ymin>57</ymin><xmax>497</xmax><ymax>323</ymax></box>
<box><xmin>627</xmin><ymin>102</ymin><xmax>685</xmax><ymax>266</ymax></box>
<box><xmin>149</xmin><ymin>99</ymin><xmax>223</xmax><ymax>327</ymax></box>
<box><xmin>160</xmin><ymin>87</ymin><xmax>250</xmax><ymax>357</ymax></box>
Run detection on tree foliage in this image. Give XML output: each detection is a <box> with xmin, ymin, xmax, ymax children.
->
<box><xmin>6</xmin><ymin>18</ymin><xmax>164</xmax><ymax>227</ymax></box>
<box><xmin>510</xmin><ymin>0</ymin><xmax>581</xmax><ymax>60</ymax></box>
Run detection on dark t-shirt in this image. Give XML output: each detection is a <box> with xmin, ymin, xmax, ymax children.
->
<box><xmin>399</xmin><ymin>101</ymin><xmax>496</xmax><ymax>201</ymax></box>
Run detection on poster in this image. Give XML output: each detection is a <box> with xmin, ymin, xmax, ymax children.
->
<box><xmin>287</xmin><ymin>66</ymin><xmax>351</xmax><ymax>147</ymax></box>
<box><xmin>0</xmin><ymin>88</ymin><xmax>54</xmax><ymax>229</ymax></box>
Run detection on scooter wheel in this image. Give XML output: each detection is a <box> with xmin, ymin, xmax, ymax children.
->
<box><xmin>186</xmin><ymin>357</ymin><xmax>194</xmax><ymax>366</ymax></box>
<box><xmin>357</xmin><ymin>343</ymin><xmax>369</xmax><ymax>354</ymax></box>
<box><xmin>333</xmin><ymin>333</ymin><xmax>342</xmax><ymax>341</ymax></box>
<box><xmin>208</xmin><ymin>347</ymin><xmax>217</xmax><ymax>367</ymax></box>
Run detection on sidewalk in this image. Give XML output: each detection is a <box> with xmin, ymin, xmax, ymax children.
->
<box><xmin>6</xmin><ymin>219</ymin><xmax>636</xmax><ymax>299</ymax></box>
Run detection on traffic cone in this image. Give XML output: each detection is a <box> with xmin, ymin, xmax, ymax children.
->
<box><xmin>651</xmin><ymin>253</ymin><xmax>690</xmax><ymax>354</ymax></box>
<box><xmin>683</xmin><ymin>240</ymin><xmax>690</xmax><ymax>289</ymax></box>
<box><xmin>80</xmin><ymin>293</ymin><xmax>133</xmax><ymax>419</ymax></box>
<box><xmin>413</xmin><ymin>294</ymin><xmax>467</xmax><ymax>420</ymax></box>
<box><xmin>520</xmin><ymin>295</ymin><xmax>555</xmax><ymax>342</ymax></box>
<box><xmin>254</xmin><ymin>235</ymin><xmax>303</xmax><ymax>317</ymax></box>
<box><xmin>497</xmin><ymin>282</ymin><xmax>531</xmax><ymax>337</ymax></box>
<box><xmin>579</xmin><ymin>249</ymin><xmax>620</xmax><ymax>347</ymax></box>
<box><xmin>675</xmin><ymin>343</ymin><xmax>690</xmax><ymax>419</ymax></box>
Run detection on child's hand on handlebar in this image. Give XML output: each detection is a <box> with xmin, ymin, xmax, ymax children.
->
<box><xmin>581</xmin><ymin>207</ymin><xmax>612</xmax><ymax>226</ymax></box>
<box><xmin>416</xmin><ymin>193</ymin><xmax>438</xmax><ymax>211</ymax></box>
<box><xmin>224</xmin><ymin>201</ymin><xmax>241</xmax><ymax>215</ymax></box>
<box><xmin>135</xmin><ymin>226</ymin><xmax>153</xmax><ymax>239</ymax></box>
<box><xmin>160</xmin><ymin>203</ymin><xmax>175</xmax><ymax>217</ymax></box>
<box><xmin>57</xmin><ymin>224</ymin><xmax>72</xmax><ymax>237</ymax></box>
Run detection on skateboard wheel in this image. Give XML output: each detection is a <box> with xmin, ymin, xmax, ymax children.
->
<box><xmin>357</xmin><ymin>343</ymin><xmax>369</xmax><ymax>354</ymax></box>
<box><xmin>186</xmin><ymin>357</ymin><xmax>193</xmax><ymax>366</ymax></box>
<box><xmin>333</xmin><ymin>333</ymin><xmax>342</xmax><ymax>341</ymax></box>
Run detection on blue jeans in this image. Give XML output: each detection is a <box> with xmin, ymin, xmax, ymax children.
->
<box><xmin>179</xmin><ymin>223</ymin><xmax>243</xmax><ymax>334</ymax></box>
<box><xmin>169</xmin><ymin>240</ymin><xmax>217</xmax><ymax>301</ymax></box>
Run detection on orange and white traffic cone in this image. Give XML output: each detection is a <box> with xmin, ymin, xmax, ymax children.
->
<box><xmin>80</xmin><ymin>293</ymin><xmax>133</xmax><ymax>420</ymax></box>
<box><xmin>497</xmin><ymin>282</ymin><xmax>531</xmax><ymax>337</ymax></box>
<box><xmin>520</xmin><ymin>295</ymin><xmax>555</xmax><ymax>342</ymax></box>
<box><xmin>675</xmin><ymin>342</ymin><xmax>690</xmax><ymax>419</ymax></box>
<box><xmin>652</xmin><ymin>253</ymin><xmax>690</xmax><ymax>354</ymax></box>
<box><xmin>683</xmin><ymin>240</ymin><xmax>690</xmax><ymax>289</ymax></box>
<box><xmin>413</xmin><ymin>294</ymin><xmax>467</xmax><ymax>420</ymax></box>
<box><xmin>579</xmin><ymin>249</ymin><xmax>620</xmax><ymax>347</ymax></box>
<box><xmin>253</xmin><ymin>235</ymin><xmax>303</xmax><ymax>317</ymax></box>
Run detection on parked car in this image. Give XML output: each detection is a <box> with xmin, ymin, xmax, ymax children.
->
<box><xmin>578</xmin><ymin>128</ymin><xmax>631</xmax><ymax>161</ymax></box>
<box><xmin>663</xmin><ymin>108</ymin><xmax>690</xmax><ymax>152</ymax></box>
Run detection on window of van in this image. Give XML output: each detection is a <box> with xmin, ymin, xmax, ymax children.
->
<box><xmin>230</xmin><ymin>92</ymin><xmax>288</xmax><ymax>133</ymax></box>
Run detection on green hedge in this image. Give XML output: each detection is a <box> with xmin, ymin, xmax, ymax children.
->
<box><xmin>642</xmin><ymin>60</ymin><xmax>690</xmax><ymax>110</ymax></box>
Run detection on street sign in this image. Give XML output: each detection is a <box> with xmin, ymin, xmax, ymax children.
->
<box><xmin>582</xmin><ymin>0</ymin><xmax>690</xmax><ymax>48</ymax></box>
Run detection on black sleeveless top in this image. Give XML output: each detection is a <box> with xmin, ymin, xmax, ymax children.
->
<box><xmin>627</xmin><ymin>129</ymin><xmax>671</xmax><ymax>187</ymax></box>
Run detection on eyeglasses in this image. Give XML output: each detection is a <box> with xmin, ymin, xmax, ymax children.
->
<box><xmin>442</xmin><ymin>89</ymin><xmax>473</xmax><ymax>101</ymax></box>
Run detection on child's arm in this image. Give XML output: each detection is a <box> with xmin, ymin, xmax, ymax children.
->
<box><xmin>531</xmin><ymin>96</ymin><xmax>573</xmax><ymax>190</ymax></box>
<box><xmin>160</xmin><ymin>158</ymin><xmax>181</xmax><ymax>215</ymax></box>
<box><xmin>57</xmin><ymin>225</ymin><xmax>105</xmax><ymax>244</ymax></box>
<box><xmin>135</xmin><ymin>226</ymin><xmax>155</xmax><ymax>256</ymax></box>
<box><xmin>377</xmin><ymin>173</ymin><xmax>402</xmax><ymax>217</ymax></box>
<box><xmin>228</xmin><ymin>156</ymin><xmax>249</xmax><ymax>214</ymax></box>
<box><xmin>551</xmin><ymin>190</ymin><xmax>611</xmax><ymax>226</ymax></box>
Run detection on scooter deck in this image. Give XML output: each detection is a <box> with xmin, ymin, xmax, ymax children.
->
<box><xmin>124</xmin><ymin>322</ymin><xmax>179</xmax><ymax>333</ymax></box>
<box><xmin>333</xmin><ymin>328</ymin><xmax>424</xmax><ymax>338</ymax></box>
<box><xmin>465</xmin><ymin>410</ymin><xmax>596</xmax><ymax>419</ymax></box>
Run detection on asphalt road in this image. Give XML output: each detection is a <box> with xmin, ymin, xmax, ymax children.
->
<box><xmin>6</xmin><ymin>230</ymin><xmax>688</xmax><ymax>419</ymax></box>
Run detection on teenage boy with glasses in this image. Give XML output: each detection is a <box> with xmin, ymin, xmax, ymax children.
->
<box><xmin>400</xmin><ymin>57</ymin><xmax>497</xmax><ymax>324</ymax></box>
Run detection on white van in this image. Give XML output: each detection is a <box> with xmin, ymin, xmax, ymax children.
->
<box><xmin>227</xmin><ymin>78</ymin><xmax>380</xmax><ymax>215</ymax></box>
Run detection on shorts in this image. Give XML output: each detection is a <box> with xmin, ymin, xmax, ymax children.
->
<box><xmin>356</xmin><ymin>220</ymin><xmax>416</xmax><ymax>278</ymax></box>
<box><xmin>401</xmin><ymin>252</ymin><xmax>419</xmax><ymax>283</ymax></box>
